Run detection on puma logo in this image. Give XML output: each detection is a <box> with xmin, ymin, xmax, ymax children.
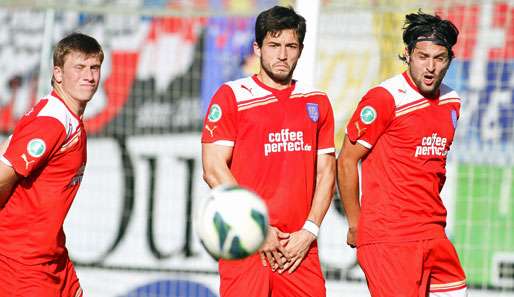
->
<box><xmin>205</xmin><ymin>124</ymin><xmax>217</xmax><ymax>137</ymax></box>
<box><xmin>398</xmin><ymin>88</ymin><xmax>407</xmax><ymax>94</ymax></box>
<box><xmin>21</xmin><ymin>153</ymin><xmax>35</xmax><ymax>170</ymax></box>
<box><xmin>355</xmin><ymin>121</ymin><xmax>367</xmax><ymax>137</ymax></box>
<box><xmin>241</xmin><ymin>84</ymin><xmax>253</xmax><ymax>95</ymax></box>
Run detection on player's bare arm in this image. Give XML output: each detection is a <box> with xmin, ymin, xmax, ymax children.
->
<box><xmin>336</xmin><ymin>136</ymin><xmax>369</xmax><ymax>248</ymax></box>
<box><xmin>202</xmin><ymin>143</ymin><xmax>237</xmax><ymax>188</ymax></box>
<box><xmin>280</xmin><ymin>153</ymin><xmax>335</xmax><ymax>273</ymax></box>
<box><xmin>0</xmin><ymin>161</ymin><xmax>19</xmax><ymax>208</ymax></box>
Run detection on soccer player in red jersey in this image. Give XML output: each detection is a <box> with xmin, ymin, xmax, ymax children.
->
<box><xmin>202</xmin><ymin>6</ymin><xmax>335</xmax><ymax>297</ymax></box>
<box><xmin>0</xmin><ymin>33</ymin><xmax>103</xmax><ymax>297</ymax></box>
<box><xmin>337</xmin><ymin>11</ymin><xmax>466</xmax><ymax>297</ymax></box>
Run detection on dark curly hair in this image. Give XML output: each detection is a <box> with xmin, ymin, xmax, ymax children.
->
<box><xmin>399</xmin><ymin>10</ymin><xmax>459</xmax><ymax>62</ymax></box>
<box><xmin>255</xmin><ymin>6</ymin><xmax>306</xmax><ymax>48</ymax></box>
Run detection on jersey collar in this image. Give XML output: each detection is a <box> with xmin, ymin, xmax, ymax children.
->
<box><xmin>51</xmin><ymin>90</ymin><xmax>83</xmax><ymax>121</ymax></box>
<box><xmin>402</xmin><ymin>71</ymin><xmax>440</xmax><ymax>99</ymax></box>
<box><xmin>251</xmin><ymin>74</ymin><xmax>296</xmax><ymax>98</ymax></box>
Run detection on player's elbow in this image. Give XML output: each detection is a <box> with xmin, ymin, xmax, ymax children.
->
<box><xmin>202</xmin><ymin>168</ymin><xmax>217</xmax><ymax>188</ymax></box>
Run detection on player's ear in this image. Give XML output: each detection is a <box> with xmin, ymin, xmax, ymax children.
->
<box><xmin>53</xmin><ymin>66</ymin><xmax>63</xmax><ymax>84</ymax></box>
<box><xmin>404</xmin><ymin>47</ymin><xmax>410</xmax><ymax>64</ymax></box>
<box><xmin>253</xmin><ymin>41</ymin><xmax>261</xmax><ymax>58</ymax></box>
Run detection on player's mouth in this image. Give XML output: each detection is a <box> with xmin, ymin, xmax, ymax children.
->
<box><xmin>423</xmin><ymin>74</ymin><xmax>435</xmax><ymax>86</ymax></box>
<box><xmin>274</xmin><ymin>63</ymin><xmax>289</xmax><ymax>70</ymax></box>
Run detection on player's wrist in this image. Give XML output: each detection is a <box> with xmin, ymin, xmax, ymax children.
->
<box><xmin>302</xmin><ymin>220</ymin><xmax>319</xmax><ymax>238</ymax></box>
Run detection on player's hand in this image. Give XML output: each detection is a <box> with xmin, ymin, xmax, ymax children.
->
<box><xmin>278</xmin><ymin>229</ymin><xmax>315</xmax><ymax>274</ymax></box>
<box><xmin>347</xmin><ymin>226</ymin><xmax>357</xmax><ymax>248</ymax></box>
<box><xmin>258</xmin><ymin>226</ymin><xmax>290</xmax><ymax>271</ymax></box>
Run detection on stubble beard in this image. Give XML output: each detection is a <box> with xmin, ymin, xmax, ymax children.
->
<box><xmin>261</xmin><ymin>57</ymin><xmax>297</xmax><ymax>85</ymax></box>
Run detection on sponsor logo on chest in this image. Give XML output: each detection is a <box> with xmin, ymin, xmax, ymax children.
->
<box><xmin>264</xmin><ymin>129</ymin><xmax>312</xmax><ymax>156</ymax></box>
<box><xmin>415</xmin><ymin>133</ymin><xmax>448</xmax><ymax>157</ymax></box>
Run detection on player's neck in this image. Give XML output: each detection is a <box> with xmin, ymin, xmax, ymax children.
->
<box><xmin>256</xmin><ymin>72</ymin><xmax>292</xmax><ymax>90</ymax></box>
<box><xmin>53</xmin><ymin>84</ymin><xmax>86</xmax><ymax>117</ymax></box>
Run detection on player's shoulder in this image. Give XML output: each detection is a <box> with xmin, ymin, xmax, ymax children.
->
<box><xmin>292</xmin><ymin>81</ymin><xmax>327</xmax><ymax>97</ymax></box>
<box><xmin>378</xmin><ymin>73</ymin><xmax>424</xmax><ymax>108</ymax></box>
<box><xmin>223</xmin><ymin>76</ymin><xmax>272</xmax><ymax>102</ymax></box>
<box><xmin>35</xmin><ymin>93</ymin><xmax>80</xmax><ymax>137</ymax></box>
<box><xmin>439</xmin><ymin>83</ymin><xmax>461</xmax><ymax>104</ymax></box>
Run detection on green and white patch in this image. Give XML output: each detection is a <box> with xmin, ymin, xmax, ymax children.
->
<box><xmin>27</xmin><ymin>138</ymin><xmax>46</xmax><ymax>158</ymax></box>
<box><xmin>360</xmin><ymin>105</ymin><xmax>377</xmax><ymax>124</ymax></box>
<box><xmin>208</xmin><ymin>104</ymin><xmax>222</xmax><ymax>122</ymax></box>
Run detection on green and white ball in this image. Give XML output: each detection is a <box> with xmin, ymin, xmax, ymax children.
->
<box><xmin>196</xmin><ymin>185</ymin><xmax>268</xmax><ymax>260</ymax></box>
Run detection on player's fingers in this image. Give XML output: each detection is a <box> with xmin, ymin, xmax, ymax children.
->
<box><xmin>271</xmin><ymin>250</ymin><xmax>284</xmax><ymax>268</ymax></box>
<box><xmin>259</xmin><ymin>252</ymin><xmax>267</xmax><ymax>267</ymax></box>
<box><xmin>277</xmin><ymin>231</ymin><xmax>290</xmax><ymax>239</ymax></box>
<box><xmin>278</xmin><ymin>257</ymin><xmax>294</xmax><ymax>273</ymax></box>
<box><xmin>276</xmin><ymin>244</ymin><xmax>292</xmax><ymax>259</ymax></box>
<box><xmin>288</xmin><ymin>258</ymin><xmax>302</xmax><ymax>274</ymax></box>
<box><xmin>265</xmin><ymin>251</ymin><xmax>277</xmax><ymax>270</ymax></box>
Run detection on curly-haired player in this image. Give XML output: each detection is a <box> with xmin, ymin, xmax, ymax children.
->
<box><xmin>337</xmin><ymin>10</ymin><xmax>466</xmax><ymax>297</ymax></box>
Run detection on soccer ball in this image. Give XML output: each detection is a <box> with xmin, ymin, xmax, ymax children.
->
<box><xmin>196</xmin><ymin>184</ymin><xmax>269</xmax><ymax>260</ymax></box>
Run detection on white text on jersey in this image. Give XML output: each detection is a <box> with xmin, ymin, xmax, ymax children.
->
<box><xmin>264</xmin><ymin>129</ymin><xmax>312</xmax><ymax>156</ymax></box>
<box><xmin>415</xmin><ymin>133</ymin><xmax>448</xmax><ymax>157</ymax></box>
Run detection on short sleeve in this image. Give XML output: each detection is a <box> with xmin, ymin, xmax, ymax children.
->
<box><xmin>3</xmin><ymin>116</ymin><xmax>66</xmax><ymax>177</ymax></box>
<box><xmin>201</xmin><ymin>84</ymin><xmax>238</xmax><ymax>147</ymax></box>
<box><xmin>346</xmin><ymin>87</ymin><xmax>395</xmax><ymax>149</ymax></box>
<box><xmin>317</xmin><ymin>95</ymin><xmax>335</xmax><ymax>155</ymax></box>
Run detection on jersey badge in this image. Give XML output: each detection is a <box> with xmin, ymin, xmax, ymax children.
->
<box><xmin>306</xmin><ymin>103</ymin><xmax>319</xmax><ymax>122</ymax></box>
<box><xmin>360</xmin><ymin>106</ymin><xmax>377</xmax><ymax>125</ymax></box>
<box><xmin>207</xmin><ymin>104</ymin><xmax>222</xmax><ymax>122</ymax></box>
<box><xmin>27</xmin><ymin>138</ymin><xmax>46</xmax><ymax>158</ymax></box>
<box><xmin>451</xmin><ymin>109</ymin><xmax>458</xmax><ymax>128</ymax></box>
<box><xmin>21</xmin><ymin>153</ymin><xmax>35</xmax><ymax>170</ymax></box>
<box><xmin>205</xmin><ymin>124</ymin><xmax>217</xmax><ymax>137</ymax></box>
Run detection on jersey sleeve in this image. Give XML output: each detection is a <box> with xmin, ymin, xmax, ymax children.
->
<box><xmin>201</xmin><ymin>84</ymin><xmax>238</xmax><ymax>147</ymax></box>
<box><xmin>346</xmin><ymin>87</ymin><xmax>395</xmax><ymax>149</ymax></box>
<box><xmin>2</xmin><ymin>116</ymin><xmax>66</xmax><ymax>177</ymax></box>
<box><xmin>317</xmin><ymin>95</ymin><xmax>336</xmax><ymax>155</ymax></box>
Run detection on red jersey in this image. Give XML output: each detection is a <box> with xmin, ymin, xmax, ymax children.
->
<box><xmin>346</xmin><ymin>72</ymin><xmax>461</xmax><ymax>246</ymax></box>
<box><xmin>0</xmin><ymin>90</ymin><xmax>87</xmax><ymax>265</ymax></box>
<box><xmin>202</xmin><ymin>75</ymin><xmax>335</xmax><ymax>233</ymax></box>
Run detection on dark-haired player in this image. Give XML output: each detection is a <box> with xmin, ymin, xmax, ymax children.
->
<box><xmin>202</xmin><ymin>5</ymin><xmax>335</xmax><ymax>297</ymax></box>
<box><xmin>337</xmin><ymin>11</ymin><xmax>467</xmax><ymax>296</ymax></box>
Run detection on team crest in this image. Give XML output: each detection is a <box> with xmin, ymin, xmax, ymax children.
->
<box><xmin>208</xmin><ymin>104</ymin><xmax>222</xmax><ymax>122</ymax></box>
<box><xmin>360</xmin><ymin>106</ymin><xmax>377</xmax><ymax>125</ymax></box>
<box><xmin>27</xmin><ymin>138</ymin><xmax>46</xmax><ymax>158</ymax></box>
<box><xmin>306</xmin><ymin>103</ymin><xmax>319</xmax><ymax>122</ymax></box>
<box><xmin>451</xmin><ymin>109</ymin><xmax>458</xmax><ymax>128</ymax></box>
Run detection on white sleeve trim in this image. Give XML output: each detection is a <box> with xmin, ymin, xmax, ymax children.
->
<box><xmin>318</xmin><ymin>147</ymin><xmax>335</xmax><ymax>155</ymax></box>
<box><xmin>213</xmin><ymin>140</ymin><xmax>235</xmax><ymax>147</ymax></box>
<box><xmin>1</xmin><ymin>155</ymin><xmax>13</xmax><ymax>167</ymax></box>
<box><xmin>357</xmin><ymin>139</ymin><xmax>372</xmax><ymax>149</ymax></box>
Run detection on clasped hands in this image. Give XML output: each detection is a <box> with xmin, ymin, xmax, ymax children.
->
<box><xmin>258</xmin><ymin>225</ymin><xmax>315</xmax><ymax>274</ymax></box>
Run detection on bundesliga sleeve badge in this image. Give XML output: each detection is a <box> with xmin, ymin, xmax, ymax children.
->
<box><xmin>306</xmin><ymin>103</ymin><xmax>319</xmax><ymax>122</ymax></box>
<box><xmin>207</xmin><ymin>104</ymin><xmax>222</xmax><ymax>122</ymax></box>
<box><xmin>360</xmin><ymin>105</ymin><xmax>377</xmax><ymax>125</ymax></box>
<box><xmin>27</xmin><ymin>138</ymin><xmax>46</xmax><ymax>158</ymax></box>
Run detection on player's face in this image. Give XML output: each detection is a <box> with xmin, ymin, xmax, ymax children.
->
<box><xmin>406</xmin><ymin>41</ymin><xmax>450</xmax><ymax>98</ymax></box>
<box><xmin>53</xmin><ymin>51</ymin><xmax>102</xmax><ymax>104</ymax></box>
<box><xmin>254</xmin><ymin>29</ymin><xmax>302</xmax><ymax>86</ymax></box>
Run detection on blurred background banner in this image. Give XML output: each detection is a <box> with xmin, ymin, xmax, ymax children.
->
<box><xmin>0</xmin><ymin>0</ymin><xmax>512</xmax><ymax>296</ymax></box>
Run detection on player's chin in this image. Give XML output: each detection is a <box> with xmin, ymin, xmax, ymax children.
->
<box><xmin>271</xmin><ymin>71</ymin><xmax>291</xmax><ymax>82</ymax></box>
